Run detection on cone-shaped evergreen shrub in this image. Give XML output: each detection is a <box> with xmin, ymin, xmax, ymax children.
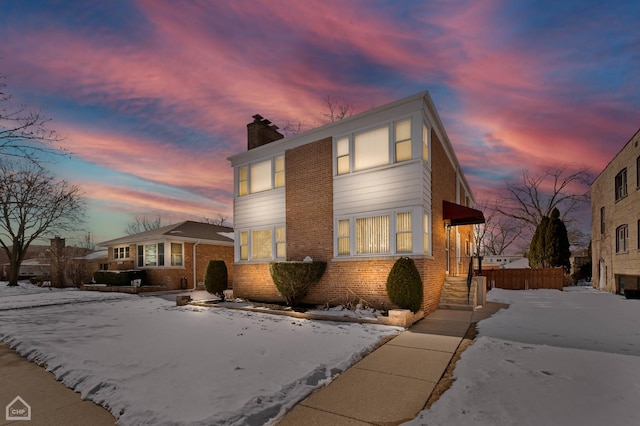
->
<box><xmin>386</xmin><ymin>257</ymin><xmax>423</xmax><ymax>313</ymax></box>
<box><xmin>269</xmin><ymin>261</ymin><xmax>327</xmax><ymax>307</ymax></box>
<box><xmin>204</xmin><ymin>260</ymin><xmax>228</xmax><ymax>298</ymax></box>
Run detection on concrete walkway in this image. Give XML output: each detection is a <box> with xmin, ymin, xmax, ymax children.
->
<box><xmin>277</xmin><ymin>302</ymin><xmax>507</xmax><ymax>425</ymax></box>
<box><xmin>0</xmin><ymin>344</ymin><xmax>116</xmax><ymax>426</ymax></box>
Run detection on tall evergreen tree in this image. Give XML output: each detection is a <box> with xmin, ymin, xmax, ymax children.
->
<box><xmin>544</xmin><ymin>208</ymin><xmax>571</xmax><ymax>272</ymax></box>
<box><xmin>528</xmin><ymin>216</ymin><xmax>549</xmax><ymax>268</ymax></box>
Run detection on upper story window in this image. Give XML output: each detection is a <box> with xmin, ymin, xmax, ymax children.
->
<box><xmin>113</xmin><ymin>246</ymin><xmax>130</xmax><ymax>260</ymax></box>
<box><xmin>616</xmin><ymin>224</ymin><xmax>628</xmax><ymax>253</ymax></box>
<box><xmin>336</xmin><ymin>118</ymin><xmax>412</xmax><ymax>175</ymax></box>
<box><xmin>615</xmin><ymin>168</ymin><xmax>627</xmax><ymax>201</ymax></box>
<box><xmin>637</xmin><ymin>156</ymin><xmax>640</xmax><ymax>188</ymax></box>
<box><xmin>238</xmin><ymin>155</ymin><xmax>285</xmax><ymax>196</ymax></box>
<box><xmin>422</xmin><ymin>124</ymin><xmax>429</xmax><ymax>163</ymax></box>
<box><xmin>600</xmin><ymin>206</ymin><xmax>605</xmax><ymax>235</ymax></box>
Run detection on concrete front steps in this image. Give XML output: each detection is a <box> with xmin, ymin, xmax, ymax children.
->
<box><xmin>439</xmin><ymin>276</ymin><xmax>477</xmax><ymax>311</ymax></box>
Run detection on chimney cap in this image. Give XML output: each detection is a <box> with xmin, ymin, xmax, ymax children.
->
<box><xmin>252</xmin><ymin>114</ymin><xmax>264</xmax><ymax>122</ymax></box>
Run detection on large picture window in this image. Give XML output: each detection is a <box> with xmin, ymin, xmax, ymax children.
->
<box><xmin>354</xmin><ymin>127</ymin><xmax>389</xmax><ymax>171</ymax></box>
<box><xmin>356</xmin><ymin>215</ymin><xmax>390</xmax><ymax>254</ymax></box>
<box><xmin>615</xmin><ymin>168</ymin><xmax>627</xmax><ymax>201</ymax></box>
<box><xmin>138</xmin><ymin>243</ymin><xmax>165</xmax><ymax>267</ymax></box>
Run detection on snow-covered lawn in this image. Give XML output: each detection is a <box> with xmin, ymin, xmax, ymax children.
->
<box><xmin>0</xmin><ymin>282</ymin><xmax>400</xmax><ymax>425</ymax></box>
<box><xmin>407</xmin><ymin>286</ymin><xmax>640</xmax><ymax>426</ymax></box>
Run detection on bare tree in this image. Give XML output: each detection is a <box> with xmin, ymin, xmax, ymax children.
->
<box><xmin>125</xmin><ymin>216</ymin><xmax>163</xmax><ymax>236</ymax></box>
<box><xmin>496</xmin><ymin>165</ymin><xmax>592</xmax><ymax>234</ymax></box>
<box><xmin>203</xmin><ymin>213</ymin><xmax>229</xmax><ymax>227</ymax></box>
<box><xmin>0</xmin><ymin>160</ymin><xmax>85</xmax><ymax>286</ymax></box>
<box><xmin>0</xmin><ymin>73</ymin><xmax>66</xmax><ymax>161</ymax></box>
<box><xmin>473</xmin><ymin>200</ymin><xmax>522</xmax><ymax>256</ymax></box>
<box><xmin>321</xmin><ymin>95</ymin><xmax>353</xmax><ymax>123</ymax></box>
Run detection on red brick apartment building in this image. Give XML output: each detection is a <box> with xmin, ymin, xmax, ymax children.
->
<box><xmin>228</xmin><ymin>92</ymin><xmax>483</xmax><ymax>314</ymax></box>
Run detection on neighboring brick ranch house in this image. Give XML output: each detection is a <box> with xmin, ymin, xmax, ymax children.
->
<box><xmin>228</xmin><ymin>91</ymin><xmax>483</xmax><ymax>314</ymax></box>
<box><xmin>97</xmin><ymin>221</ymin><xmax>234</xmax><ymax>291</ymax></box>
<box><xmin>591</xmin><ymin>127</ymin><xmax>640</xmax><ymax>294</ymax></box>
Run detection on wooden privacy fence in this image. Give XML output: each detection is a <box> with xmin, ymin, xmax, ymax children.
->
<box><xmin>480</xmin><ymin>268</ymin><xmax>565</xmax><ymax>291</ymax></box>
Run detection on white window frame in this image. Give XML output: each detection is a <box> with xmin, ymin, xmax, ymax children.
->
<box><xmin>137</xmin><ymin>242</ymin><xmax>169</xmax><ymax>268</ymax></box>
<box><xmin>336</xmin><ymin>209</ymin><xmax>421</xmax><ymax>257</ymax></box>
<box><xmin>334</xmin><ymin>117</ymin><xmax>413</xmax><ymax>175</ymax></box>
<box><xmin>238</xmin><ymin>155</ymin><xmax>285</xmax><ymax>196</ymax></box>
<box><xmin>616</xmin><ymin>225</ymin><xmax>628</xmax><ymax>253</ymax></box>
<box><xmin>170</xmin><ymin>242</ymin><xmax>184</xmax><ymax>266</ymax></box>
<box><xmin>237</xmin><ymin>225</ymin><xmax>286</xmax><ymax>261</ymax></box>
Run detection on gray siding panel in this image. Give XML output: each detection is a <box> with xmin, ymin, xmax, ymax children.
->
<box><xmin>334</xmin><ymin>161</ymin><xmax>423</xmax><ymax>216</ymax></box>
<box><xmin>234</xmin><ymin>189</ymin><xmax>286</xmax><ymax>229</ymax></box>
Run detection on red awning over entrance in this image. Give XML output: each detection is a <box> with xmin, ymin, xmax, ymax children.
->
<box><xmin>443</xmin><ymin>200</ymin><xmax>485</xmax><ymax>226</ymax></box>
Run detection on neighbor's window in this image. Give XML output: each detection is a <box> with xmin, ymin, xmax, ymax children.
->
<box><xmin>337</xmin><ymin>219</ymin><xmax>350</xmax><ymax>255</ymax></box>
<box><xmin>251</xmin><ymin>229</ymin><xmax>273</xmax><ymax>259</ymax></box>
<box><xmin>275</xmin><ymin>226</ymin><xmax>286</xmax><ymax>259</ymax></box>
<box><xmin>600</xmin><ymin>207</ymin><xmax>605</xmax><ymax>235</ymax></box>
<box><xmin>396</xmin><ymin>212</ymin><xmax>412</xmax><ymax>253</ymax></box>
<box><xmin>637</xmin><ymin>220</ymin><xmax>640</xmax><ymax>250</ymax></box>
<box><xmin>170</xmin><ymin>243</ymin><xmax>183</xmax><ymax>266</ymax></box>
<box><xmin>615</xmin><ymin>168</ymin><xmax>628</xmax><ymax>201</ymax></box>
<box><xmin>394</xmin><ymin>119</ymin><xmax>412</xmax><ymax>162</ymax></box>
<box><xmin>239</xmin><ymin>231</ymin><xmax>248</xmax><ymax>260</ymax></box>
<box><xmin>616</xmin><ymin>224</ymin><xmax>628</xmax><ymax>253</ymax></box>
<box><xmin>141</xmin><ymin>243</ymin><xmax>165</xmax><ymax>267</ymax></box>
<box><xmin>114</xmin><ymin>246</ymin><xmax>130</xmax><ymax>260</ymax></box>
<box><xmin>637</xmin><ymin>156</ymin><xmax>640</xmax><ymax>187</ymax></box>
<box><xmin>356</xmin><ymin>215</ymin><xmax>390</xmax><ymax>254</ymax></box>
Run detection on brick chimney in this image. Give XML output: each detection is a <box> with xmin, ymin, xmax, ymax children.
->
<box><xmin>247</xmin><ymin>114</ymin><xmax>284</xmax><ymax>150</ymax></box>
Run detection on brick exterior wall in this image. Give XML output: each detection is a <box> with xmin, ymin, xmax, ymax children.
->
<box><xmin>106</xmin><ymin>243</ymin><xmax>233</xmax><ymax>291</ymax></box>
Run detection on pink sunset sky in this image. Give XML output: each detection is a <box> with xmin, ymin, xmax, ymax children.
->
<box><xmin>1</xmin><ymin>0</ymin><xmax>638</xmax><ymax>244</ymax></box>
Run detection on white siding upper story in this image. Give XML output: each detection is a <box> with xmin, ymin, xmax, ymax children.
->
<box><xmin>228</xmin><ymin>91</ymin><xmax>475</xmax><ymax>262</ymax></box>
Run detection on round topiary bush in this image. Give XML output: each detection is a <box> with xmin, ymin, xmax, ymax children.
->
<box><xmin>204</xmin><ymin>260</ymin><xmax>228</xmax><ymax>298</ymax></box>
<box><xmin>386</xmin><ymin>257</ymin><xmax>423</xmax><ymax>313</ymax></box>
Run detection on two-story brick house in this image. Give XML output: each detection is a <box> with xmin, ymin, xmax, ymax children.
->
<box><xmin>591</xmin><ymin>128</ymin><xmax>640</xmax><ymax>294</ymax></box>
<box><xmin>228</xmin><ymin>92</ymin><xmax>483</xmax><ymax>314</ymax></box>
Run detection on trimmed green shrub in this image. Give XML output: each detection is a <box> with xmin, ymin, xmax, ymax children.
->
<box><xmin>269</xmin><ymin>261</ymin><xmax>327</xmax><ymax>307</ymax></box>
<box><xmin>93</xmin><ymin>270</ymin><xmax>145</xmax><ymax>286</ymax></box>
<box><xmin>386</xmin><ymin>257</ymin><xmax>423</xmax><ymax>313</ymax></box>
<box><xmin>204</xmin><ymin>260</ymin><xmax>228</xmax><ymax>297</ymax></box>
